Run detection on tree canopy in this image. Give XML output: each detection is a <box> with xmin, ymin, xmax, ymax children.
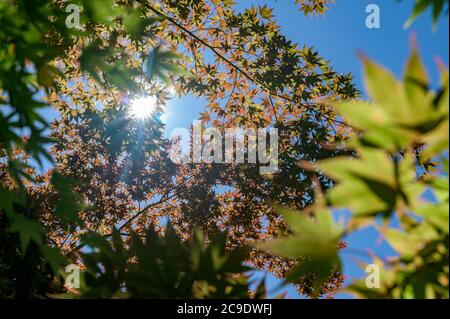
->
<box><xmin>0</xmin><ymin>0</ymin><xmax>448</xmax><ymax>299</ymax></box>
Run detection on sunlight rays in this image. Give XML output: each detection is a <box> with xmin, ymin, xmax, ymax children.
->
<box><xmin>129</xmin><ymin>95</ymin><xmax>158</xmax><ymax>119</ymax></box>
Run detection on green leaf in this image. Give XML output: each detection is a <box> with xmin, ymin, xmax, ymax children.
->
<box><xmin>287</xmin><ymin>255</ymin><xmax>341</xmax><ymax>295</ymax></box>
<box><xmin>123</xmin><ymin>14</ymin><xmax>158</xmax><ymax>40</ymax></box>
<box><xmin>37</xmin><ymin>64</ymin><xmax>61</xmax><ymax>87</ymax></box>
<box><xmin>143</xmin><ymin>46</ymin><xmax>184</xmax><ymax>84</ymax></box>
<box><xmin>42</xmin><ymin>246</ymin><xmax>68</xmax><ymax>274</ymax></box>
<box><xmin>259</xmin><ymin>208</ymin><xmax>341</xmax><ymax>293</ymax></box>
<box><xmin>0</xmin><ymin>187</ymin><xmax>22</xmax><ymax>216</ymax></box>
<box><xmin>9</xmin><ymin>214</ymin><xmax>43</xmax><ymax>252</ymax></box>
<box><xmin>259</xmin><ymin>5</ymin><xmax>274</xmax><ymax>19</ymax></box>
<box><xmin>415</xmin><ymin>203</ymin><xmax>449</xmax><ymax>233</ymax></box>
<box><xmin>403</xmin><ymin>47</ymin><xmax>433</xmax><ymax>122</ymax></box>
<box><xmin>404</xmin><ymin>0</ymin><xmax>431</xmax><ymax>28</ymax></box>
<box><xmin>318</xmin><ymin>148</ymin><xmax>402</xmax><ymax>216</ymax></box>
<box><xmin>362</xmin><ymin>57</ymin><xmax>407</xmax><ymax>115</ymax></box>
<box><xmin>52</xmin><ymin>173</ymin><xmax>84</xmax><ymax>229</ymax></box>
<box><xmin>82</xmin><ymin>0</ymin><xmax>125</xmax><ymax>25</ymax></box>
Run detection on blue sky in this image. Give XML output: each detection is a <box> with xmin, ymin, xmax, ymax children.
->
<box><xmin>34</xmin><ymin>0</ymin><xmax>448</xmax><ymax>298</ymax></box>
<box><xmin>160</xmin><ymin>0</ymin><xmax>449</xmax><ymax>298</ymax></box>
<box><xmin>255</xmin><ymin>0</ymin><xmax>448</xmax><ymax>298</ymax></box>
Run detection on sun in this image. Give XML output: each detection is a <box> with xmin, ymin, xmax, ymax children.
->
<box><xmin>129</xmin><ymin>96</ymin><xmax>158</xmax><ymax>119</ymax></box>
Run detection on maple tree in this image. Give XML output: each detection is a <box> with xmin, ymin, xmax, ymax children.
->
<box><xmin>0</xmin><ymin>0</ymin><xmax>448</xmax><ymax>299</ymax></box>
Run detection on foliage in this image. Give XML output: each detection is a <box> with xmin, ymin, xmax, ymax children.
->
<box><xmin>0</xmin><ymin>193</ymin><xmax>65</xmax><ymax>298</ymax></box>
<box><xmin>294</xmin><ymin>0</ymin><xmax>334</xmax><ymax>15</ymax></box>
<box><xmin>259</xmin><ymin>207</ymin><xmax>344</xmax><ymax>298</ymax></box>
<box><xmin>69</xmin><ymin>225</ymin><xmax>264</xmax><ymax>298</ymax></box>
<box><xmin>5</xmin><ymin>0</ymin><xmax>360</xmax><ymax>298</ymax></box>
<box><xmin>0</xmin><ymin>0</ymin><xmax>448</xmax><ymax>300</ymax></box>
<box><xmin>260</xmin><ymin>48</ymin><xmax>449</xmax><ymax>298</ymax></box>
<box><xmin>0</xmin><ymin>0</ymin><xmax>357</xmax><ymax>298</ymax></box>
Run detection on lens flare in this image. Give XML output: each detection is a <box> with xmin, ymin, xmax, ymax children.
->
<box><xmin>129</xmin><ymin>96</ymin><xmax>158</xmax><ymax>119</ymax></box>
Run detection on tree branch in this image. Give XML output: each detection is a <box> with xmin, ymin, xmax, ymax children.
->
<box><xmin>138</xmin><ymin>0</ymin><xmax>350</xmax><ymax>127</ymax></box>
